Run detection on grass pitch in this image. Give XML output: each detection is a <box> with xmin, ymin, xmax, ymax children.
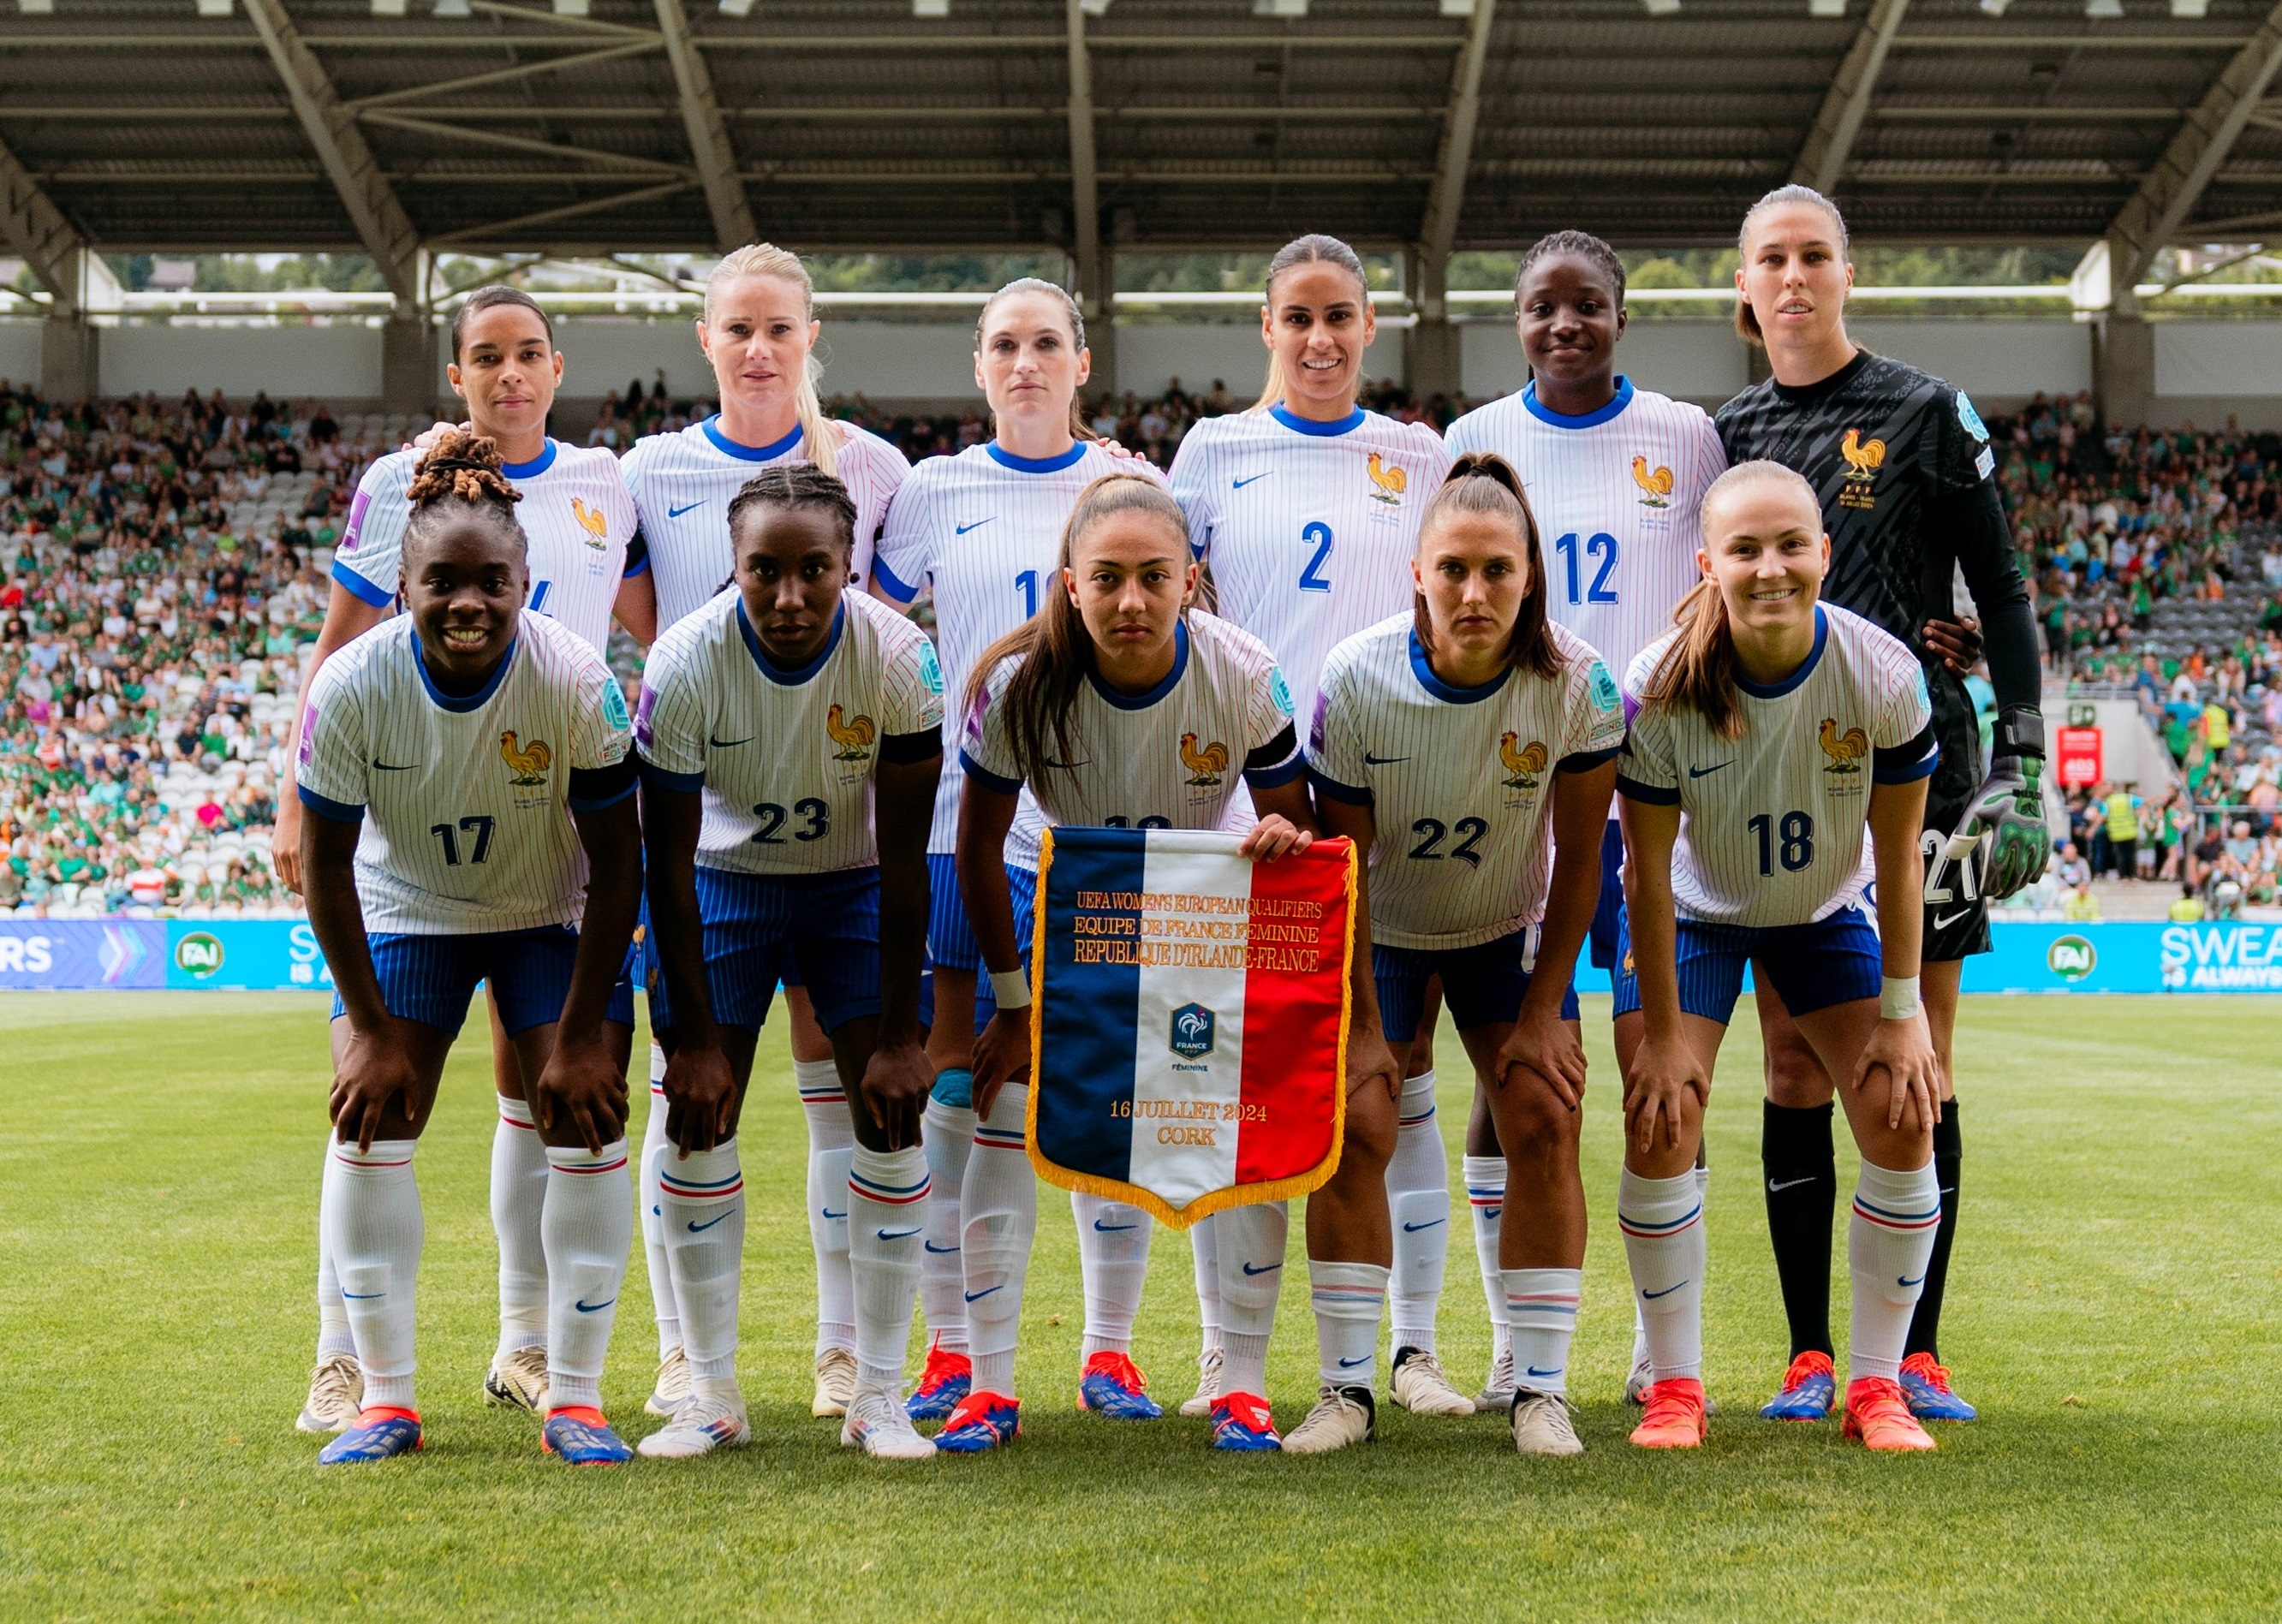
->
<box><xmin>3</xmin><ymin>992</ymin><xmax>2279</xmax><ymax>1621</ymax></box>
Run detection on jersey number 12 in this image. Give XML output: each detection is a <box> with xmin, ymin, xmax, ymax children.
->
<box><xmin>1553</xmin><ymin>532</ymin><xmax>1619</xmax><ymax>605</ymax></box>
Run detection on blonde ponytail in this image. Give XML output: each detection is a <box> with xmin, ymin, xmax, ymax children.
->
<box><xmin>704</xmin><ymin>242</ymin><xmax>841</xmax><ymax>479</ymax></box>
<box><xmin>1641</xmin><ymin>578</ymin><xmax>1743</xmax><ymax>740</ymax></box>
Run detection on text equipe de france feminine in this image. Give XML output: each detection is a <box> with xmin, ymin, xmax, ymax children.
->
<box><xmin>1065</xmin><ymin>890</ymin><xmax>1328</xmax><ymax>971</ymax></box>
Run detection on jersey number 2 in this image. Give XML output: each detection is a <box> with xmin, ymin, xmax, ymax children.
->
<box><xmin>1298</xmin><ymin>521</ymin><xmax>1334</xmax><ymax>593</ymax></box>
<box><xmin>1553</xmin><ymin>532</ymin><xmax>1619</xmax><ymax>605</ymax></box>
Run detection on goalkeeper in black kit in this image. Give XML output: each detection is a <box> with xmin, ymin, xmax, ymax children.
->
<box><xmin>1714</xmin><ymin>185</ymin><xmax>2049</xmax><ymax>1427</ymax></box>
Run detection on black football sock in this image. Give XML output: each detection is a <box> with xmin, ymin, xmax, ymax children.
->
<box><xmin>1762</xmin><ymin>1100</ymin><xmax>1837</xmax><ymax>1361</ymax></box>
<box><xmin>1904</xmin><ymin>1103</ymin><xmax>1963</xmax><ymax>1363</ymax></box>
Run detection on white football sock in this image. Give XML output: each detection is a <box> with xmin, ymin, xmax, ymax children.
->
<box><xmin>1848</xmin><ymin>1158</ymin><xmax>1940</xmax><ymax>1384</ymax></box>
<box><xmin>542</xmin><ymin>1139</ymin><xmax>632</xmax><ymax>1412</ymax></box>
<box><xmin>658</xmin><ymin>1140</ymin><xmax>744</xmax><ymax>1383</ymax></box>
<box><xmin>639</xmin><ymin>1046</ymin><xmax>680</xmax><ymax>1360</ymax></box>
<box><xmin>325</xmin><ymin>1139</ymin><xmax>422</xmax><ymax>1411</ymax></box>
<box><xmin>1074</xmin><ymin>1192</ymin><xmax>1153</xmax><ymax>1361</ymax></box>
<box><xmin>1631</xmin><ymin>1161</ymin><xmax>1712</xmax><ymax>1365</ymax></box>
<box><xmin>1502</xmin><ymin>1267</ymin><xmax>1582</xmax><ymax>1398</ymax></box>
<box><xmin>1619</xmin><ymin>1167</ymin><xmax>1706</xmax><ymax>1383</ymax></box>
<box><xmin>1190</xmin><ymin>1217</ymin><xmax>1224</xmax><ymax>1357</ymax></box>
<box><xmin>848</xmin><ymin>1144</ymin><xmax>930</xmax><ymax>1393</ymax></box>
<box><xmin>798</xmin><ymin>1057</ymin><xmax>857</xmax><ymax>1359</ymax></box>
<box><xmin>1385</xmin><ymin>1071</ymin><xmax>1448</xmax><ymax>1354</ymax></box>
<box><xmin>1463</xmin><ymin>1154</ymin><xmax>1508</xmax><ymax>1369</ymax></box>
<box><xmin>921</xmin><ymin>1090</ymin><xmax>975</xmax><ymax>1356</ymax></box>
<box><xmin>1214</xmin><ymin>1200</ymin><xmax>1287</xmax><ymax>1399</ymax></box>
<box><xmin>1309</xmin><ymin>1258</ymin><xmax>1389</xmax><ymax>1389</ymax></box>
<box><xmin>491</xmin><ymin>1094</ymin><xmax>549</xmax><ymax>1362</ymax></box>
<box><xmin>314</xmin><ymin>1132</ymin><xmax>354</xmax><ymax>1362</ymax></box>
<box><xmin>960</xmin><ymin>1085</ymin><xmax>1037</xmax><ymax>1397</ymax></box>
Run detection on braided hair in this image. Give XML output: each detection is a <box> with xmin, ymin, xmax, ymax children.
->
<box><xmin>726</xmin><ymin>464</ymin><xmax>858</xmax><ymax>559</ymax></box>
<box><xmin>403</xmin><ymin>426</ymin><xmax>525</xmax><ymax>563</ymax></box>
<box><xmin>1516</xmin><ymin>230</ymin><xmax>1627</xmax><ymax>307</ymax></box>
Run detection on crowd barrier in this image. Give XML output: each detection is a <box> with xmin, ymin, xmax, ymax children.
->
<box><xmin>3</xmin><ymin>919</ymin><xmax>2279</xmax><ymax>996</ymax></box>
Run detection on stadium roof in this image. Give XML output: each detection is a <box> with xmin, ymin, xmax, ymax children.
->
<box><xmin>5</xmin><ymin>0</ymin><xmax>2282</xmax><ymax>310</ymax></box>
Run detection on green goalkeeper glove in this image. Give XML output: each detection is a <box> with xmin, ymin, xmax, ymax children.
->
<box><xmin>1961</xmin><ymin>711</ymin><xmax>2050</xmax><ymax>901</ymax></box>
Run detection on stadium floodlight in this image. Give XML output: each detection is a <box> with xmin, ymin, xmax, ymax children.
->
<box><xmin>432</xmin><ymin>0</ymin><xmax>470</xmax><ymax>13</ymax></box>
<box><xmin>913</xmin><ymin>0</ymin><xmax>949</xmax><ymax>15</ymax></box>
<box><xmin>1977</xmin><ymin>0</ymin><xmax>2012</xmax><ymax>13</ymax></box>
<box><xmin>1809</xmin><ymin>0</ymin><xmax>1846</xmax><ymax>14</ymax></box>
<box><xmin>1641</xmin><ymin>0</ymin><xmax>1681</xmax><ymax>15</ymax></box>
<box><xmin>1254</xmin><ymin>0</ymin><xmax>1310</xmax><ymax>15</ymax></box>
<box><xmin>18</xmin><ymin>0</ymin><xmax>56</xmax><ymax>14</ymax></box>
<box><xmin>2084</xmin><ymin>0</ymin><xmax>2123</xmax><ymax>15</ymax></box>
<box><xmin>1439</xmin><ymin>0</ymin><xmax>1478</xmax><ymax>17</ymax></box>
<box><xmin>552</xmin><ymin>0</ymin><xmax>590</xmax><ymax>13</ymax></box>
<box><xmin>2169</xmin><ymin>0</ymin><xmax>2210</xmax><ymax>14</ymax></box>
<box><xmin>194</xmin><ymin>0</ymin><xmax>233</xmax><ymax>14</ymax></box>
<box><xmin>718</xmin><ymin>0</ymin><xmax>755</xmax><ymax>14</ymax></box>
<box><xmin>370</xmin><ymin>0</ymin><xmax>408</xmax><ymax>15</ymax></box>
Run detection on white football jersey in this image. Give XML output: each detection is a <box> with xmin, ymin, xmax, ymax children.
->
<box><xmin>1619</xmin><ymin>604</ymin><xmax>1937</xmax><ymax>928</ymax></box>
<box><xmin>636</xmin><ymin>588</ymin><xmax>943</xmax><ymax>876</ymax></box>
<box><xmin>873</xmin><ymin>439</ymin><xmax>1165</xmax><ymax>852</ymax></box>
<box><xmin>296</xmin><ymin>610</ymin><xmax>633</xmax><ymax>935</ymax></box>
<box><xmin>1444</xmin><ymin>378</ymin><xmax>1725</xmax><ymax>690</ymax></box>
<box><xmin>962</xmin><ymin>611</ymin><xmax>1302</xmax><ymax>873</ymax></box>
<box><xmin>1169</xmin><ymin>405</ymin><xmax>1451</xmax><ymax>728</ymax></box>
<box><xmin>1311</xmin><ymin>616</ymin><xmax>1626</xmax><ymax>949</ymax></box>
<box><xmin>331</xmin><ymin>440</ymin><xmax>638</xmax><ymax>657</ymax></box>
<box><xmin>622</xmin><ymin>415</ymin><xmax>909</xmax><ymax>632</ymax></box>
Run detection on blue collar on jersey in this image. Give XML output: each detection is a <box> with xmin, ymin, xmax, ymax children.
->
<box><xmin>498</xmin><ymin>439</ymin><xmax>558</xmax><ymax>480</ymax></box>
<box><xmin>1269</xmin><ymin>402</ymin><xmax>1367</xmax><ymax>437</ymax></box>
<box><xmin>986</xmin><ymin>441</ymin><xmax>1089</xmax><ymax>474</ymax></box>
<box><xmin>412</xmin><ymin>629</ymin><xmax>519</xmax><ymax>714</ymax></box>
<box><xmin>737</xmin><ymin>595</ymin><xmax>844</xmax><ymax>686</ymax></box>
<box><xmin>1088</xmin><ymin>618</ymin><xmax>1189</xmax><ymax>711</ymax></box>
<box><xmin>1409</xmin><ymin>629</ymin><xmax>1511</xmax><ymax>705</ymax></box>
<box><xmin>1737</xmin><ymin>604</ymin><xmax>1828</xmax><ymax>699</ymax></box>
<box><xmin>702</xmin><ymin>415</ymin><xmax>804</xmax><ymax>463</ymax></box>
<box><xmin>1521</xmin><ymin>376</ymin><xmax>1634</xmax><ymax>430</ymax></box>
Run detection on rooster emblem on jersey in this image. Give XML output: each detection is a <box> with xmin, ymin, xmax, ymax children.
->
<box><xmin>500</xmin><ymin>731</ymin><xmax>551</xmax><ymax>786</ymax></box>
<box><xmin>1838</xmin><ymin>430</ymin><xmax>1886</xmax><ymax>510</ymax></box>
<box><xmin>1367</xmin><ymin>452</ymin><xmax>1407</xmax><ymax>506</ymax></box>
<box><xmin>1499</xmin><ymin>732</ymin><xmax>1548</xmax><ymax>799</ymax></box>
<box><xmin>1180</xmin><ymin>732</ymin><xmax>1230</xmax><ymax>789</ymax></box>
<box><xmin>1819</xmin><ymin>718</ymin><xmax>1869</xmax><ymax>786</ymax></box>
<box><xmin>570</xmin><ymin>496</ymin><xmax>611</xmax><ymax>550</ymax></box>
<box><xmin>826</xmin><ymin>705</ymin><xmax>876</xmax><ymax>764</ymax></box>
<box><xmin>1630</xmin><ymin>456</ymin><xmax>1674</xmax><ymax>509</ymax></box>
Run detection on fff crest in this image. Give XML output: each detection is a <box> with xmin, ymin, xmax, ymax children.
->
<box><xmin>1169</xmin><ymin>1002</ymin><xmax>1217</xmax><ymax>1060</ymax></box>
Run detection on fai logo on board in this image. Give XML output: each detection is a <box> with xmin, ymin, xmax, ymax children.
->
<box><xmin>1170</xmin><ymin>1002</ymin><xmax>1217</xmax><ymax>1060</ymax></box>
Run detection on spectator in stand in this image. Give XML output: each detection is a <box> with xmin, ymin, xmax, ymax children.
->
<box><xmin>2103</xmin><ymin>782</ymin><xmax>2142</xmax><ymax>881</ymax></box>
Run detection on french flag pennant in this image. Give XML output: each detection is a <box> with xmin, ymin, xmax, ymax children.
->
<box><xmin>1023</xmin><ymin>826</ymin><xmax>1358</xmax><ymax>1228</ymax></box>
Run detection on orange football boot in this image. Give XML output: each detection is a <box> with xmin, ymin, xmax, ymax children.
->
<box><xmin>1629</xmin><ymin>1377</ymin><xmax>1708</xmax><ymax>1449</ymax></box>
<box><xmin>1844</xmin><ymin>1376</ymin><xmax>1939</xmax><ymax>1452</ymax></box>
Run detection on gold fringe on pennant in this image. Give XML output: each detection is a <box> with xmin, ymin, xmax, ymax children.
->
<box><xmin>1022</xmin><ymin>830</ymin><xmax>1359</xmax><ymax>1230</ymax></box>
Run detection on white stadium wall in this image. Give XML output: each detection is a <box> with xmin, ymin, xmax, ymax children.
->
<box><xmin>15</xmin><ymin>314</ymin><xmax>2282</xmax><ymax>429</ymax></box>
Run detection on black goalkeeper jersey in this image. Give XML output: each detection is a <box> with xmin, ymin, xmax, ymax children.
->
<box><xmin>1715</xmin><ymin>350</ymin><xmax>2038</xmax><ymax>820</ymax></box>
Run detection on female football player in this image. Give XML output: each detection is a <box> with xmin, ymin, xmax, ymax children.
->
<box><xmin>871</xmin><ymin>278</ymin><xmax>1168</xmax><ymax>1425</ymax></box>
<box><xmin>1443</xmin><ymin>231</ymin><xmax>1725</xmax><ymax>1407</ymax></box>
<box><xmin>622</xmin><ymin>243</ymin><xmax>912</xmax><ymax>1424</ymax></box>
<box><xmin>1168</xmin><ymin>234</ymin><xmax>1465</xmax><ymax>1424</ymax></box>
<box><xmin>636</xmin><ymin>464</ymin><xmax>942</xmax><ymax>1461</ymax></box>
<box><xmin>277</xmin><ymin>294</ymin><xmax>646</xmax><ymax>1434</ymax></box>
<box><xmin>954</xmin><ymin>472</ymin><xmax>1397</xmax><ymax>1454</ymax></box>
<box><xmin>1311</xmin><ymin>454</ymin><xmax>1623</xmax><ymax>1455</ymax></box>
<box><xmin>1718</xmin><ymin>186</ymin><xmax>2044</xmax><ymax>1424</ymax></box>
<box><xmin>1615</xmin><ymin>459</ymin><xmax>1944</xmax><ymax>1454</ymax></box>
<box><xmin>297</xmin><ymin>437</ymin><xmax>643</xmax><ymax>1465</ymax></box>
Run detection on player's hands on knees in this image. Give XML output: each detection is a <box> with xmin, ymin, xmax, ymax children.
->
<box><xmin>533</xmin><ymin>1034</ymin><xmax>631</xmax><ymax>1155</ymax></box>
<box><xmin>1854</xmin><ymin>1009</ymin><xmax>1940</xmax><ymax>1133</ymax></box>
<box><xmin>331</xmin><ymin>1015</ymin><xmax>427</xmax><ymax>1153</ymax></box>
<box><xmin>859</xmin><ymin>1038</ymin><xmax>933</xmax><ymax>1147</ymax></box>
<box><xmin>970</xmin><ymin>1009</ymin><xmax>1033</xmax><ymax>1121</ymax></box>
<box><xmin>662</xmin><ymin>1041</ymin><xmax>738</xmax><ymax>1155</ymax></box>
<box><xmin>1345</xmin><ymin>1028</ymin><xmax>1402</xmax><ymax>1103</ymax></box>
<box><xmin>271</xmin><ymin>797</ymin><xmax>303</xmax><ymax>894</ymax></box>
<box><xmin>1237</xmin><ymin>815</ymin><xmax>1314</xmax><ymax>863</ymax></box>
<box><xmin>1623</xmin><ymin>1034</ymin><xmax>1709</xmax><ymax>1157</ymax></box>
<box><xmin>1496</xmin><ymin>1004</ymin><xmax>1586</xmax><ymax>1112</ymax></box>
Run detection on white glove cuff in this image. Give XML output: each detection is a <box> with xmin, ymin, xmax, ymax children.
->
<box><xmin>989</xmin><ymin>967</ymin><xmax>1033</xmax><ymax>1012</ymax></box>
<box><xmin>1880</xmin><ymin>975</ymin><xmax>1922</xmax><ymax>1022</ymax></box>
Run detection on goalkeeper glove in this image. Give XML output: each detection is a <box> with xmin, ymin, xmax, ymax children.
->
<box><xmin>1962</xmin><ymin>710</ymin><xmax>2050</xmax><ymax>901</ymax></box>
